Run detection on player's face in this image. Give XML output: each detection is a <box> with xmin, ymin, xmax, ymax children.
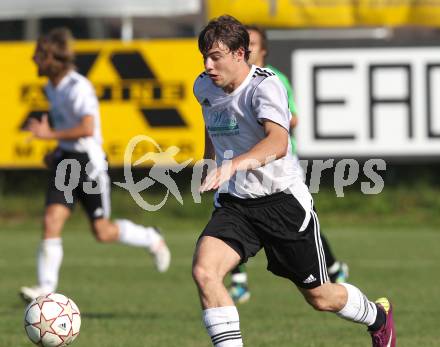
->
<box><xmin>33</xmin><ymin>45</ymin><xmax>55</xmax><ymax>77</ymax></box>
<box><xmin>247</xmin><ymin>30</ymin><xmax>266</xmax><ymax>67</ymax></box>
<box><xmin>203</xmin><ymin>41</ymin><xmax>243</xmax><ymax>90</ymax></box>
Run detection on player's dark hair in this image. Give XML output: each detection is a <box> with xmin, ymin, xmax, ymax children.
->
<box><xmin>37</xmin><ymin>27</ymin><xmax>75</xmax><ymax>69</ymax></box>
<box><xmin>198</xmin><ymin>15</ymin><xmax>250</xmax><ymax>61</ymax></box>
<box><xmin>245</xmin><ymin>25</ymin><xmax>268</xmax><ymax>52</ymax></box>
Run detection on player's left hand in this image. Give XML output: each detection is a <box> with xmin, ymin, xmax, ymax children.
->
<box><xmin>27</xmin><ymin>114</ymin><xmax>54</xmax><ymax>140</ymax></box>
<box><xmin>199</xmin><ymin>162</ymin><xmax>237</xmax><ymax>192</ymax></box>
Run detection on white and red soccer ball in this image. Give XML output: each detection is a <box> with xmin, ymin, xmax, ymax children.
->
<box><xmin>24</xmin><ymin>293</ymin><xmax>81</xmax><ymax>347</ymax></box>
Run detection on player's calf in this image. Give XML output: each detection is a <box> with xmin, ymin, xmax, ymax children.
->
<box><xmin>300</xmin><ymin>282</ymin><xmax>348</xmax><ymax>312</ymax></box>
<box><xmin>92</xmin><ymin>219</ymin><xmax>119</xmax><ymax>243</ymax></box>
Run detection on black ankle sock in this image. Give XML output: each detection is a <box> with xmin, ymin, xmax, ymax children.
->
<box><xmin>232</xmin><ymin>282</ymin><xmax>247</xmax><ymax>288</ymax></box>
<box><xmin>368</xmin><ymin>304</ymin><xmax>386</xmax><ymax>331</ymax></box>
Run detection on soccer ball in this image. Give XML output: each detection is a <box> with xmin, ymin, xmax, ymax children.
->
<box><xmin>24</xmin><ymin>293</ymin><xmax>81</xmax><ymax>347</ymax></box>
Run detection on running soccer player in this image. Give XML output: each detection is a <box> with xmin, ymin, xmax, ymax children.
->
<box><xmin>20</xmin><ymin>27</ymin><xmax>171</xmax><ymax>302</ymax></box>
<box><xmin>228</xmin><ymin>25</ymin><xmax>349</xmax><ymax>304</ymax></box>
<box><xmin>192</xmin><ymin>15</ymin><xmax>395</xmax><ymax>347</ymax></box>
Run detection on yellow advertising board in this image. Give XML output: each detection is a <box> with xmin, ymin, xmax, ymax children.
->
<box><xmin>0</xmin><ymin>40</ymin><xmax>205</xmax><ymax>168</ymax></box>
<box><xmin>207</xmin><ymin>0</ymin><xmax>440</xmax><ymax>27</ymax></box>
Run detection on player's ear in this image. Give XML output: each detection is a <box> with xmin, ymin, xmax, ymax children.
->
<box><xmin>234</xmin><ymin>47</ymin><xmax>245</xmax><ymax>62</ymax></box>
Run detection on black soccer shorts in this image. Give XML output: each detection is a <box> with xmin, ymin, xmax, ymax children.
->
<box><xmin>45</xmin><ymin>149</ymin><xmax>110</xmax><ymax>221</ymax></box>
<box><xmin>200</xmin><ymin>192</ymin><xmax>329</xmax><ymax>289</ymax></box>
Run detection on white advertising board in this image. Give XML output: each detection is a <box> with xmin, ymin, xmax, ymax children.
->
<box><xmin>293</xmin><ymin>48</ymin><xmax>440</xmax><ymax>158</ymax></box>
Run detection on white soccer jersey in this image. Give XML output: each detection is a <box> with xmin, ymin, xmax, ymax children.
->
<box><xmin>194</xmin><ymin>65</ymin><xmax>310</xmax><ymax>205</ymax></box>
<box><xmin>45</xmin><ymin>70</ymin><xmax>106</xmax><ymax>173</ymax></box>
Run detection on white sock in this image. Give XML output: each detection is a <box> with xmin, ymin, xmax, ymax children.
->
<box><xmin>116</xmin><ymin>219</ymin><xmax>161</xmax><ymax>251</ymax></box>
<box><xmin>37</xmin><ymin>238</ymin><xmax>63</xmax><ymax>292</ymax></box>
<box><xmin>336</xmin><ymin>283</ymin><xmax>377</xmax><ymax>326</ymax></box>
<box><xmin>327</xmin><ymin>261</ymin><xmax>341</xmax><ymax>275</ymax></box>
<box><xmin>203</xmin><ymin>306</ymin><xmax>243</xmax><ymax>347</ymax></box>
<box><xmin>231</xmin><ymin>272</ymin><xmax>247</xmax><ymax>284</ymax></box>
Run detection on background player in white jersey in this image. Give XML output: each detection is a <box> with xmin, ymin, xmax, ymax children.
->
<box><xmin>228</xmin><ymin>25</ymin><xmax>349</xmax><ymax>304</ymax></box>
<box><xmin>20</xmin><ymin>28</ymin><xmax>170</xmax><ymax>301</ymax></box>
<box><xmin>192</xmin><ymin>15</ymin><xmax>395</xmax><ymax>347</ymax></box>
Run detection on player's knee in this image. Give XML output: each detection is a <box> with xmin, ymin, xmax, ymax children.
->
<box><xmin>192</xmin><ymin>263</ymin><xmax>217</xmax><ymax>289</ymax></box>
<box><xmin>44</xmin><ymin>213</ymin><xmax>63</xmax><ymax>237</ymax></box>
<box><xmin>303</xmin><ymin>290</ymin><xmax>333</xmax><ymax>312</ymax></box>
<box><xmin>43</xmin><ymin>205</ymin><xmax>70</xmax><ymax>237</ymax></box>
<box><xmin>44</xmin><ymin>213</ymin><xmax>56</xmax><ymax>230</ymax></box>
<box><xmin>192</xmin><ymin>264</ymin><xmax>206</xmax><ymax>285</ymax></box>
<box><xmin>306</xmin><ymin>296</ymin><xmax>330</xmax><ymax>311</ymax></box>
<box><xmin>303</xmin><ymin>287</ymin><xmax>332</xmax><ymax>311</ymax></box>
<box><xmin>93</xmin><ymin>225</ymin><xmax>112</xmax><ymax>243</ymax></box>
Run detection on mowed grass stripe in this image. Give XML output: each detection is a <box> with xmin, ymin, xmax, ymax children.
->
<box><xmin>1</xmin><ymin>222</ymin><xmax>439</xmax><ymax>346</ymax></box>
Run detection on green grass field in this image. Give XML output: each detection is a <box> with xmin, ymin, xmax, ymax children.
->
<box><xmin>1</xmin><ymin>188</ymin><xmax>440</xmax><ymax>346</ymax></box>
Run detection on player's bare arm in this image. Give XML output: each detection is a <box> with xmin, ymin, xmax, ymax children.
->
<box><xmin>28</xmin><ymin>114</ymin><xmax>94</xmax><ymax>140</ymax></box>
<box><xmin>200</xmin><ymin>120</ymin><xmax>288</xmax><ymax>192</ymax></box>
<box><xmin>232</xmin><ymin>120</ymin><xmax>288</xmax><ymax>169</ymax></box>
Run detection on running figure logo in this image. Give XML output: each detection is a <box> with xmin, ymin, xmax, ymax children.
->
<box><xmin>115</xmin><ymin>135</ymin><xmax>192</xmax><ymax>211</ymax></box>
